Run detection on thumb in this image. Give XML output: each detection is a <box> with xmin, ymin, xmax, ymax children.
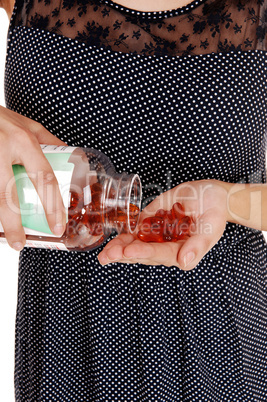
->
<box><xmin>177</xmin><ymin>209</ymin><xmax>226</xmax><ymax>270</ymax></box>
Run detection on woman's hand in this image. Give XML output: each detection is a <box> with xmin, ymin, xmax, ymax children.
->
<box><xmin>0</xmin><ymin>106</ymin><xmax>67</xmax><ymax>250</ymax></box>
<box><xmin>98</xmin><ymin>180</ymin><xmax>228</xmax><ymax>270</ymax></box>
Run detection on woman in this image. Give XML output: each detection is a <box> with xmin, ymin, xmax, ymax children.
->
<box><xmin>0</xmin><ymin>0</ymin><xmax>266</xmax><ymax>400</ymax></box>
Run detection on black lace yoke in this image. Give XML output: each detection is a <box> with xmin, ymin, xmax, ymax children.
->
<box><xmin>12</xmin><ymin>0</ymin><xmax>267</xmax><ymax>56</ymax></box>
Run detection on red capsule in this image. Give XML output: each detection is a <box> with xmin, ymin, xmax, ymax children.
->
<box><xmin>155</xmin><ymin>209</ymin><xmax>165</xmax><ymax>218</ymax></box>
<box><xmin>162</xmin><ymin>220</ymin><xmax>176</xmax><ymax>242</ymax></box>
<box><xmin>107</xmin><ymin>186</ymin><xmax>116</xmax><ymax>199</ymax></box>
<box><xmin>129</xmin><ymin>203</ymin><xmax>140</xmax><ymax>217</ymax></box>
<box><xmin>91</xmin><ymin>182</ymin><xmax>103</xmax><ymax>193</ymax></box>
<box><xmin>66</xmin><ymin>213</ymin><xmax>83</xmax><ymax>238</ymax></box>
<box><xmin>129</xmin><ymin>217</ymin><xmax>138</xmax><ymax>232</ymax></box>
<box><xmin>178</xmin><ymin>216</ymin><xmax>192</xmax><ymax>236</ymax></box>
<box><xmin>79</xmin><ymin>204</ymin><xmax>94</xmax><ymax>226</ymax></box>
<box><xmin>69</xmin><ymin>191</ymin><xmax>79</xmax><ymax>209</ymax></box>
<box><xmin>155</xmin><ymin>208</ymin><xmax>174</xmax><ymax>223</ymax></box>
<box><xmin>169</xmin><ymin>221</ymin><xmax>183</xmax><ymax>242</ymax></box>
<box><xmin>171</xmin><ymin>202</ymin><xmax>185</xmax><ymax>221</ymax></box>
<box><xmin>165</xmin><ymin>210</ymin><xmax>174</xmax><ymax>222</ymax></box>
<box><xmin>104</xmin><ymin>204</ymin><xmax>139</xmax><ymax>233</ymax></box>
<box><xmin>106</xmin><ymin>206</ymin><xmax>116</xmax><ymax>221</ymax></box>
<box><xmin>142</xmin><ymin>217</ymin><xmax>164</xmax><ymax>233</ymax></box>
<box><xmin>114</xmin><ymin>210</ymin><xmax>128</xmax><ymax>233</ymax></box>
<box><xmin>137</xmin><ymin>231</ymin><xmax>164</xmax><ymax>242</ymax></box>
<box><xmin>137</xmin><ymin>203</ymin><xmax>192</xmax><ymax>243</ymax></box>
<box><xmin>137</xmin><ymin>216</ymin><xmax>165</xmax><ymax>242</ymax></box>
<box><xmin>91</xmin><ymin>191</ymin><xmax>102</xmax><ymax>210</ymax></box>
<box><xmin>88</xmin><ymin>212</ymin><xmax>103</xmax><ymax>236</ymax></box>
<box><xmin>69</xmin><ymin>191</ymin><xmax>83</xmax><ymax>212</ymax></box>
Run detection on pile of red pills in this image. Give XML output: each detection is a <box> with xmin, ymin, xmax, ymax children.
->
<box><xmin>137</xmin><ymin>202</ymin><xmax>192</xmax><ymax>242</ymax></box>
<box><xmin>67</xmin><ymin>184</ymin><xmax>140</xmax><ymax>238</ymax></box>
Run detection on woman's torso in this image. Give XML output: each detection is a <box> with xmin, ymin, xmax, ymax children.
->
<box><xmin>5</xmin><ymin>0</ymin><xmax>267</xmax><ymax>192</ymax></box>
<box><xmin>5</xmin><ymin>2</ymin><xmax>267</xmax><ymax>400</ymax></box>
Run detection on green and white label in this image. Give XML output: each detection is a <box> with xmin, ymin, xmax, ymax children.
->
<box><xmin>0</xmin><ymin>145</ymin><xmax>77</xmax><ymax>240</ymax></box>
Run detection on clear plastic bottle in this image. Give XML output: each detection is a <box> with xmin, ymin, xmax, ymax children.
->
<box><xmin>0</xmin><ymin>145</ymin><xmax>142</xmax><ymax>251</ymax></box>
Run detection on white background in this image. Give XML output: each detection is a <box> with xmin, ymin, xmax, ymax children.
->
<box><xmin>0</xmin><ymin>8</ymin><xmax>19</xmax><ymax>402</ymax></box>
<box><xmin>0</xmin><ymin>6</ymin><xmax>267</xmax><ymax>402</ymax></box>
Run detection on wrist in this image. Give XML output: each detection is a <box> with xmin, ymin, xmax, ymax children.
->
<box><xmin>218</xmin><ymin>181</ymin><xmax>267</xmax><ymax>231</ymax></box>
<box><xmin>214</xmin><ymin>181</ymin><xmax>236</xmax><ymax>223</ymax></box>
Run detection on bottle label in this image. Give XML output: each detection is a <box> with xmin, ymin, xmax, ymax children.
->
<box><xmin>0</xmin><ymin>237</ymin><xmax>68</xmax><ymax>251</ymax></box>
<box><xmin>0</xmin><ymin>145</ymin><xmax>77</xmax><ymax>239</ymax></box>
<box><xmin>40</xmin><ymin>144</ymin><xmax>78</xmax><ymax>154</ymax></box>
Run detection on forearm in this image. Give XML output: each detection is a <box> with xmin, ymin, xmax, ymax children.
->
<box><xmin>220</xmin><ymin>181</ymin><xmax>267</xmax><ymax>231</ymax></box>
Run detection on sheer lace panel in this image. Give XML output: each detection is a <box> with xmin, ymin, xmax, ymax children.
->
<box><xmin>12</xmin><ymin>0</ymin><xmax>267</xmax><ymax>56</ymax></box>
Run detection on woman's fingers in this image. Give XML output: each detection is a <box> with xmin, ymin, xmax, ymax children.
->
<box><xmin>20</xmin><ymin>140</ymin><xmax>66</xmax><ymax>235</ymax></box>
<box><xmin>98</xmin><ymin>235</ymin><xmax>134</xmax><ymax>264</ymax></box>
<box><xmin>0</xmin><ymin>107</ymin><xmax>66</xmax><ymax>149</ymax></box>
<box><xmin>0</xmin><ymin>163</ymin><xmax>25</xmax><ymax>250</ymax></box>
<box><xmin>98</xmin><ymin>235</ymin><xmax>184</xmax><ymax>267</ymax></box>
<box><xmin>177</xmin><ymin>208</ymin><xmax>226</xmax><ymax>270</ymax></box>
<box><xmin>122</xmin><ymin>240</ymin><xmax>182</xmax><ymax>266</ymax></box>
<box><xmin>0</xmin><ymin>106</ymin><xmax>68</xmax><ymax>249</ymax></box>
<box><xmin>24</xmin><ymin>119</ymin><xmax>67</xmax><ymax>147</ymax></box>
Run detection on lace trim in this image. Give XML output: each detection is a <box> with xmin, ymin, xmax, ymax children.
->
<box><xmin>100</xmin><ymin>0</ymin><xmax>209</xmax><ymax>19</ymax></box>
<box><xmin>10</xmin><ymin>0</ymin><xmax>267</xmax><ymax>56</ymax></box>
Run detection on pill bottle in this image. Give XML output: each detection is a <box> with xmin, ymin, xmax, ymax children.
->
<box><xmin>0</xmin><ymin>145</ymin><xmax>142</xmax><ymax>251</ymax></box>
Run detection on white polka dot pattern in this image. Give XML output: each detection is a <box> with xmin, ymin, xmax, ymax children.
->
<box><xmin>4</xmin><ymin>24</ymin><xmax>267</xmax><ymax>402</ymax></box>
<box><xmin>102</xmin><ymin>0</ymin><xmax>207</xmax><ymax>18</ymax></box>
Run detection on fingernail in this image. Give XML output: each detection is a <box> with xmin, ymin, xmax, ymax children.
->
<box><xmin>53</xmin><ymin>224</ymin><xmax>64</xmax><ymax>236</ymax></box>
<box><xmin>184</xmin><ymin>252</ymin><xmax>195</xmax><ymax>268</ymax></box>
<box><xmin>98</xmin><ymin>255</ymin><xmax>111</xmax><ymax>266</ymax></box>
<box><xmin>12</xmin><ymin>242</ymin><xmax>24</xmax><ymax>251</ymax></box>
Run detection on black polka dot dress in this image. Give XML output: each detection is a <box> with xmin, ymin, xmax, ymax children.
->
<box><xmin>4</xmin><ymin>0</ymin><xmax>267</xmax><ymax>400</ymax></box>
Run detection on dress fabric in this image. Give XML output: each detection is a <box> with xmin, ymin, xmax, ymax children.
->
<box><xmin>4</xmin><ymin>0</ymin><xmax>267</xmax><ymax>400</ymax></box>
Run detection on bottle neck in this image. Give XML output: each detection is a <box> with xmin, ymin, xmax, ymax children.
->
<box><xmin>103</xmin><ymin>173</ymin><xmax>142</xmax><ymax>234</ymax></box>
